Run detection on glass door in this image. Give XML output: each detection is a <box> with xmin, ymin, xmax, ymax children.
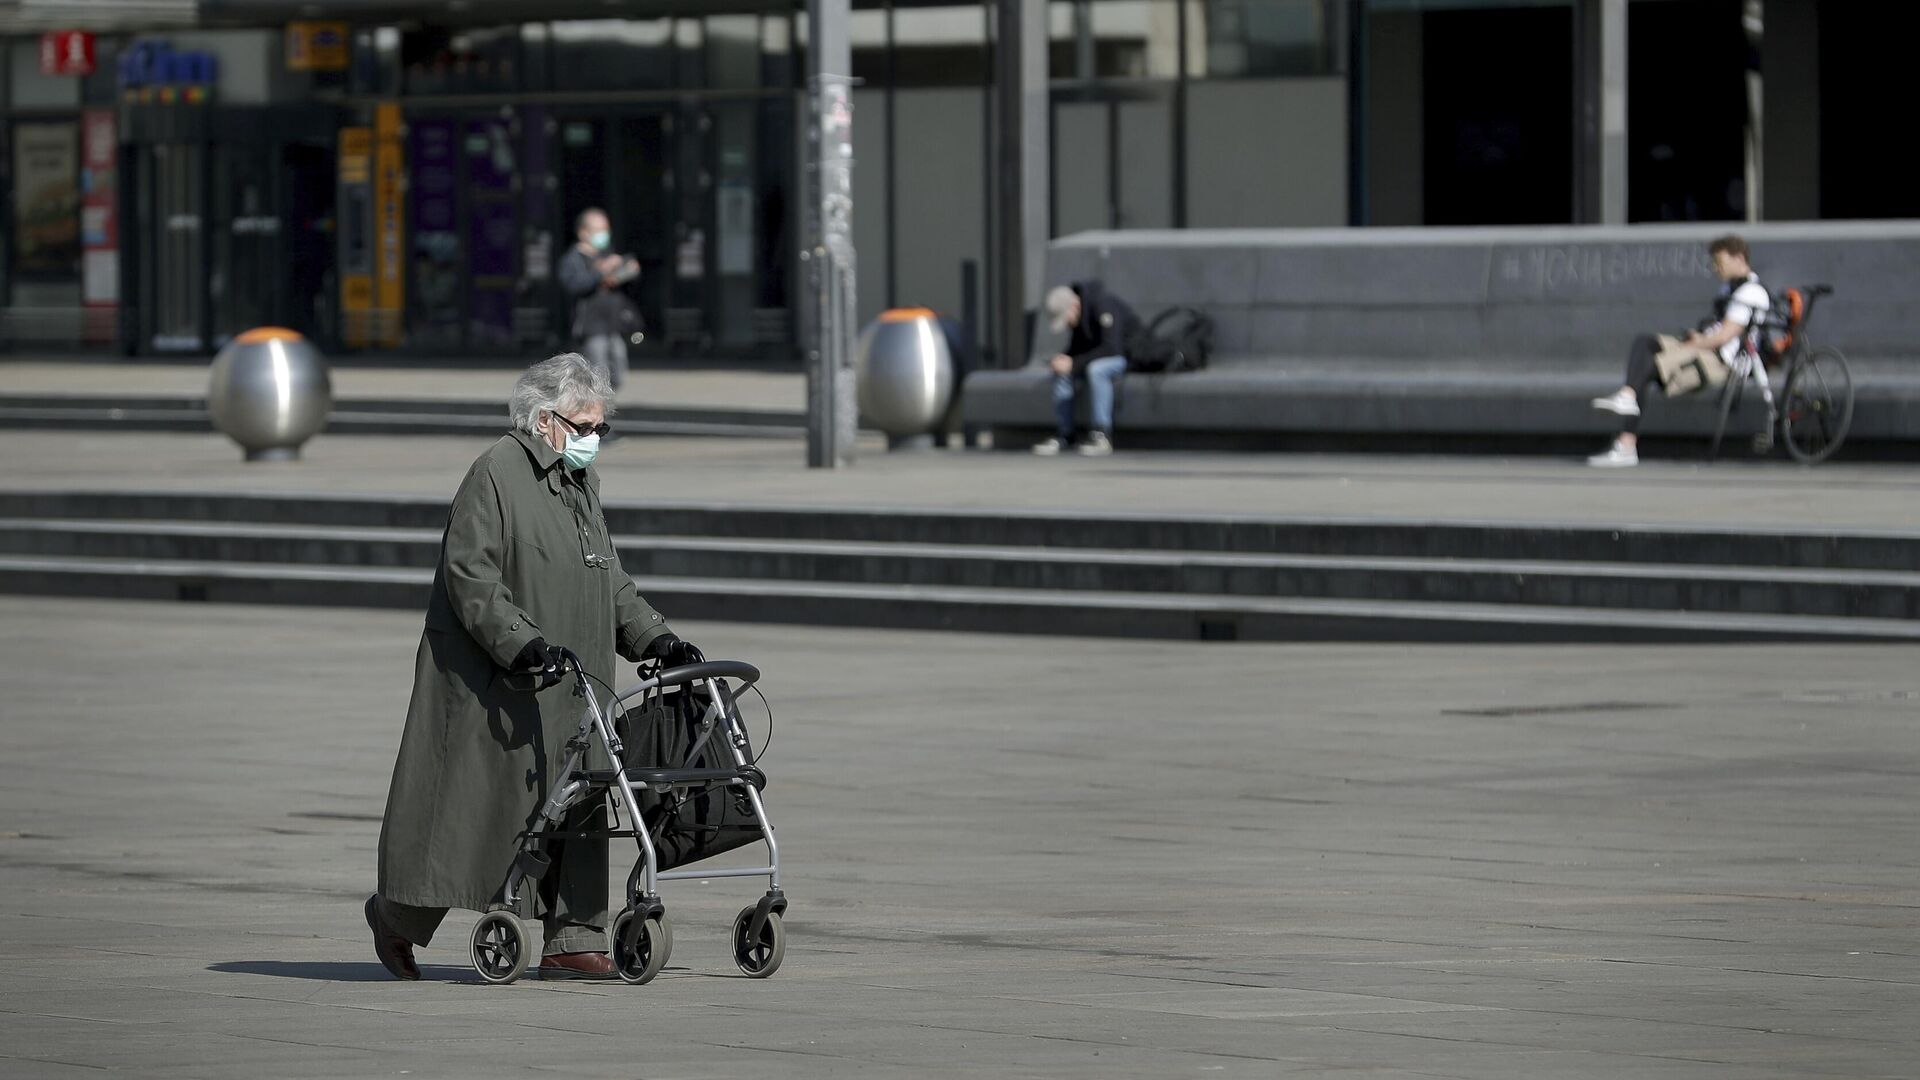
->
<box><xmin>281</xmin><ymin>141</ymin><xmax>336</xmax><ymax>344</ymax></box>
<box><xmin>617</xmin><ymin>111</ymin><xmax>679</xmax><ymax>353</ymax></box>
<box><xmin>137</xmin><ymin>141</ymin><xmax>207</xmax><ymax>352</ymax></box>
<box><xmin>708</xmin><ymin>99</ymin><xmax>759</xmax><ymax>351</ymax></box>
<box><xmin>550</xmin><ymin>97</ymin><xmax>790</xmax><ymax>360</ymax></box>
<box><xmin>211</xmin><ymin>144</ymin><xmax>280</xmax><ymax>344</ymax></box>
<box><xmin>554</xmin><ymin>110</ymin><xmax>674</xmax><ymax>356</ymax></box>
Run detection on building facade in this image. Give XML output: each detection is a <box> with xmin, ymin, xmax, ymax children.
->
<box><xmin>1</xmin><ymin>0</ymin><xmax>1910</xmax><ymax>360</ymax></box>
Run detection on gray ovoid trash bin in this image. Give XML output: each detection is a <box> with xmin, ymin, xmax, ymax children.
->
<box><xmin>855</xmin><ymin>307</ymin><xmax>954</xmax><ymax>450</ymax></box>
<box><xmin>207</xmin><ymin>327</ymin><xmax>332</xmax><ymax>461</ymax></box>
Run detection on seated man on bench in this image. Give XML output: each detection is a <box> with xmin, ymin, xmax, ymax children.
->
<box><xmin>1587</xmin><ymin>234</ymin><xmax>1771</xmax><ymax>468</ymax></box>
<box><xmin>1034</xmin><ymin>279</ymin><xmax>1140</xmax><ymax>457</ymax></box>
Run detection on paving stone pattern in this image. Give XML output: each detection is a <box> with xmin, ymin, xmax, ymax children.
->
<box><xmin>1</xmin><ymin>599</ymin><xmax>1915</xmax><ymax>1078</ymax></box>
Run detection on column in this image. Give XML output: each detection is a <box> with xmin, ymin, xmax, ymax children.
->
<box><xmin>804</xmin><ymin>0</ymin><xmax>859</xmax><ymax>468</ymax></box>
<box><xmin>992</xmin><ymin>0</ymin><xmax>1049</xmax><ymax>369</ymax></box>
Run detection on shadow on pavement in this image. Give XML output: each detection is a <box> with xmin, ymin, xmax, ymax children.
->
<box><xmin>209</xmin><ymin>961</ymin><xmax>478</xmax><ymax>983</ymax></box>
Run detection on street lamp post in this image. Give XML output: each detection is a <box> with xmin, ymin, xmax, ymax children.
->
<box><xmin>803</xmin><ymin>0</ymin><xmax>859</xmax><ymax>469</ymax></box>
<box><xmin>993</xmin><ymin>0</ymin><xmax>1049</xmax><ymax>372</ymax></box>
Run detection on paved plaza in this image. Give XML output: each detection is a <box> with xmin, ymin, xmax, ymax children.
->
<box><xmin>3</xmin><ymin>362</ymin><xmax>1917</xmax><ymax>1076</ymax></box>
<box><xmin>8</xmin><ymin>427</ymin><xmax>1920</xmax><ymax>532</ymax></box>
<box><xmin>6</xmin><ymin>358</ymin><xmax>1920</xmax><ymax>531</ymax></box>
<box><xmin>1</xmin><ymin>597</ymin><xmax>1915</xmax><ymax>1078</ymax></box>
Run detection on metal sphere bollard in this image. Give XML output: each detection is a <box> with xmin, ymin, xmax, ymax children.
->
<box><xmin>855</xmin><ymin>308</ymin><xmax>954</xmax><ymax>451</ymax></box>
<box><xmin>207</xmin><ymin>327</ymin><xmax>332</xmax><ymax>462</ymax></box>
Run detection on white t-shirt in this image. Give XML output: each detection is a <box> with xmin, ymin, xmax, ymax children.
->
<box><xmin>1714</xmin><ymin>275</ymin><xmax>1770</xmax><ymax>363</ymax></box>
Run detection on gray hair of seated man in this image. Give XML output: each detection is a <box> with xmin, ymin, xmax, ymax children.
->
<box><xmin>510</xmin><ymin>352</ymin><xmax>618</xmax><ymax>435</ymax></box>
<box><xmin>1044</xmin><ymin>285</ymin><xmax>1079</xmax><ymax>334</ymax></box>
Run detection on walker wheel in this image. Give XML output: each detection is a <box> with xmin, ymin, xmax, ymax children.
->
<box><xmin>731</xmin><ymin>905</ymin><xmax>785</xmax><ymax>978</ymax></box>
<box><xmin>611</xmin><ymin>910</ymin><xmax>669</xmax><ymax>985</ymax></box>
<box><xmin>469</xmin><ymin>910</ymin><xmax>531</xmax><ymax>985</ymax></box>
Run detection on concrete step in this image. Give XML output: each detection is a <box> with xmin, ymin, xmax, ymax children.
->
<box><xmin>4</xmin><ymin>490</ymin><xmax>1918</xmax><ymax>571</ymax></box>
<box><xmin>0</xmin><ymin>394</ymin><xmax>806</xmax><ymax>439</ymax></box>
<box><xmin>5</xmin><ymin>518</ymin><xmax>1920</xmax><ymax>621</ymax></box>
<box><xmin>4</xmin><ymin>553</ymin><xmax>1919</xmax><ymax>643</ymax></box>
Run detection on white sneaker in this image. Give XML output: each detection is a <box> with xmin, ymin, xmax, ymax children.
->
<box><xmin>1590</xmin><ymin>389</ymin><xmax>1640</xmax><ymax>417</ymax></box>
<box><xmin>1031</xmin><ymin>437</ymin><xmax>1065</xmax><ymax>456</ymax></box>
<box><xmin>1587</xmin><ymin>443</ymin><xmax>1639</xmax><ymax>468</ymax></box>
<box><xmin>1076</xmin><ymin>431</ymin><xmax>1113</xmax><ymax>456</ymax></box>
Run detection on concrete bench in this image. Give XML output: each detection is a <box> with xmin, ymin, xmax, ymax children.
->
<box><xmin>962</xmin><ymin>223</ymin><xmax>1920</xmax><ymax>449</ymax></box>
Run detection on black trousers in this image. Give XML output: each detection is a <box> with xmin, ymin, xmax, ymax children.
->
<box><xmin>378</xmin><ymin>800</ymin><xmax>608</xmax><ymax>953</ymax></box>
<box><xmin>1620</xmin><ymin>333</ymin><xmax>1664</xmax><ymax>434</ymax></box>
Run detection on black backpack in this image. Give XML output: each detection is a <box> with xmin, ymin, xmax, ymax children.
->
<box><xmin>1126</xmin><ymin>307</ymin><xmax>1213</xmax><ymax>374</ymax></box>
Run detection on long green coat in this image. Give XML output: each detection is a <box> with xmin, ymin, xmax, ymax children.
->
<box><xmin>377</xmin><ymin>429</ymin><xmax>672</xmax><ymax>913</ymax></box>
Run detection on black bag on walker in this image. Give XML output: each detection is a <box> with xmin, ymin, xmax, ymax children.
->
<box><xmin>616</xmin><ymin>685</ymin><xmax>763</xmax><ymax>872</ymax></box>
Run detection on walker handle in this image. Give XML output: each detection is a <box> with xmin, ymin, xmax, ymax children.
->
<box><xmin>650</xmin><ymin>659</ymin><xmax>760</xmax><ymax>690</ymax></box>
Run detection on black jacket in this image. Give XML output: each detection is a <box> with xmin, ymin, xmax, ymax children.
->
<box><xmin>1063</xmin><ymin>279</ymin><xmax>1140</xmax><ymax>377</ymax></box>
<box><xmin>556</xmin><ymin>246</ymin><xmax>633</xmax><ymax>340</ymax></box>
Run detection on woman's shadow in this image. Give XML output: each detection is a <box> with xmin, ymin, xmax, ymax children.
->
<box><xmin>209</xmin><ymin>961</ymin><xmax>481</xmax><ymax>983</ymax></box>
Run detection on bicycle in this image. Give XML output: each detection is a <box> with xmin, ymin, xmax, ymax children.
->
<box><xmin>1710</xmin><ymin>284</ymin><xmax>1854</xmax><ymax>465</ymax></box>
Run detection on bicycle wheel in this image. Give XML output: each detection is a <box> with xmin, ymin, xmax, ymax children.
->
<box><xmin>1781</xmin><ymin>345</ymin><xmax>1854</xmax><ymax>464</ymax></box>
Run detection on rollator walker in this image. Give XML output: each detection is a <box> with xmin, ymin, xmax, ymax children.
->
<box><xmin>466</xmin><ymin>650</ymin><xmax>786</xmax><ymax>985</ymax></box>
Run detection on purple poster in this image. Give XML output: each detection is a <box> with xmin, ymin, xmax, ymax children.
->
<box><xmin>520</xmin><ymin>106</ymin><xmax>553</xmax><ymax>284</ymax></box>
<box><xmin>410</xmin><ymin>119</ymin><xmax>457</xmax><ymax>231</ymax></box>
<box><xmin>409</xmin><ymin>118</ymin><xmax>461</xmax><ymax>343</ymax></box>
<box><xmin>465</xmin><ymin>117</ymin><xmax>518</xmax><ymax>344</ymax></box>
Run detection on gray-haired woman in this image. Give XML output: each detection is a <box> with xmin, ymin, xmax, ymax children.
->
<box><xmin>366</xmin><ymin>353</ymin><xmax>703</xmax><ymax>981</ymax></box>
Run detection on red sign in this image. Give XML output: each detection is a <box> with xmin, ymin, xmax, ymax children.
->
<box><xmin>39</xmin><ymin>31</ymin><xmax>96</xmax><ymax>76</ymax></box>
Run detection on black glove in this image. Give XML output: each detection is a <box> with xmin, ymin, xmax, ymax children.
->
<box><xmin>646</xmin><ymin>634</ymin><xmax>704</xmax><ymax>669</ymax></box>
<box><xmin>509</xmin><ymin>637</ymin><xmax>568</xmax><ymax>691</ymax></box>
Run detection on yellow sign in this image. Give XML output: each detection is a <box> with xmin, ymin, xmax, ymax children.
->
<box><xmin>287</xmin><ymin>22</ymin><xmax>349</xmax><ymax>72</ymax></box>
<box><xmin>337</xmin><ymin>126</ymin><xmax>374</xmax><ymax>346</ymax></box>
<box><xmin>337</xmin><ymin>127</ymin><xmax>370</xmax><ymax>184</ymax></box>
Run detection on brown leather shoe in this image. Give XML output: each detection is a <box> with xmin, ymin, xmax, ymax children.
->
<box><xmin>540</xmin><ymin>950</ymin><xmax>617</xmax><ymax>981</ymax></box>
<box><xmin>364</xmin><ymin>895</ymin><xmax>420</xmax><ymax>981</ymax></box>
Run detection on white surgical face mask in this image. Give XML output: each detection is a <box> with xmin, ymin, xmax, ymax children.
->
<box><xmin>589</xmin><ymin>230</ymin><xmax>611</xmax><ymax>251</ymax></box>
<box><xmin>563</xmin><ymin>431</ymin><xmax>600</xmax><ymax>470</ymax></box>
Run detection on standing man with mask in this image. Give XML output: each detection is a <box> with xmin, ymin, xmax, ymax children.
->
<box><xmin>556</xmin><ymin>208</ymin><xmax>639</xmax><ymax>391</ymax></box>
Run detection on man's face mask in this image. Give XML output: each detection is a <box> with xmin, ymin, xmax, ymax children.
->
<box><xmin>590</xmin><ymin>230</ymin><xmax>611</xmax><ymax>251</ymax></box>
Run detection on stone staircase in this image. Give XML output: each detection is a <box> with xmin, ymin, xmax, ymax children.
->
<box><xmin>1</xmin><ymin>491</ymin><xmax>1917</xmax><ymax>642</ymax></box>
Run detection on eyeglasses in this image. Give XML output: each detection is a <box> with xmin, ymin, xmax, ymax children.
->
<box><xmin>547</xmin><ymin>411</ymin><xmax>611</xmax><ymax>438</ymax></box>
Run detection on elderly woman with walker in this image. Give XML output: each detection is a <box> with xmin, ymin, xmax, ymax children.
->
<box><xmin>365</xmin><ymin>353</ymin><xmax>703</xmax><ymax>981</ymax></box>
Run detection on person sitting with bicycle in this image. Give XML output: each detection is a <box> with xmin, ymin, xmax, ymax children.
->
<box><xmin>1588</xmin><ymin>234</ymin><xmax>1770</xmax><ymax>468</ymax></box>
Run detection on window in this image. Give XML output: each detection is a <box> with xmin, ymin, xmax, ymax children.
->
<box><xmin>1194</xmin><ymin>0</ymin><xmax>1335</xmax><ymax>79</ymax></box>
<box><xmin>10</xmin><ymin>121</ymin><xmax>80</xmax><ymax>278</ymax></box>
<box><xmin>855</xmin><ymin>5</ymin><xmax>990</xmax><ymax>87</ymax></box>
<box><xmin>707</xmin><ymin>14</ymin><xmax>761</xmax><ymax>89</ymax></box>
<box><xmin>401</xmin><ymin>25</ymin><xmax>523</xmax><ymax>95</ymax></box>
<box><xmin>1088</xmin><ymin>0</ymin><xmax>1180</xmax><ymax>79</ymax></box>
<box><xmin>350</xmin><ymin>27</ymin><xmax>400</xmax><ymax>97</ymax></box>
<box><xmin>762</xmin><ymin>14</ymin><xmax>795</xmax><ymax>89</ymax></box>
<box><xmin>549</xmin><ymin>19</ymin><xmax>676</xmax><ymax>92</ymax></box>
